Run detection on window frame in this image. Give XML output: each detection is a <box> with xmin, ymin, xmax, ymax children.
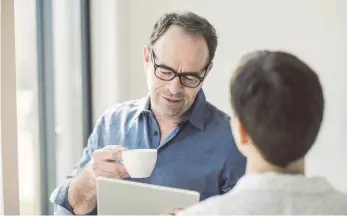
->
<box><xmin>0</xmin><ymin>0</ymin><xmax>20</xmax><ymax>214</ymax></box>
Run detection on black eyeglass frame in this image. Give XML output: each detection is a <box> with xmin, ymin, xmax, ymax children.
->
<box><xmin>150</xmin><ymin>49</ymin><xmax>211</xmax><ymax>88</ymax></box>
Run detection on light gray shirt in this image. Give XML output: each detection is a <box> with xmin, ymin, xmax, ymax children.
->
<box><xmin>178</xmin><ymin>172</ymin><xmax>347</xmax><ymax>215</ymax></box>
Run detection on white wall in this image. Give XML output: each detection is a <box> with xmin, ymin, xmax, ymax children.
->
<box><xmin>0</xmin><ymin>0</ymin><xmax>20</xmax><ymax>213</ymax></box>
<box><xmin>91</xmin><ymin>0</ymin><xmax>130</xmax><ymax>118</ymax></box>
<box><xmin>94</xmin><ymin>0</ymin><xmax>347</xmax><ymax>191</ymax></box>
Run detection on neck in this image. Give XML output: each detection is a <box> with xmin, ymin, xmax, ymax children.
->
<box><xmin>151</xmin><ymin>107</ymin><xmax>182</xmax><ymax>127</ymax></box>
<box><xmin>246</xmin><ymin>155</ymin><xmax>305</xmax><ymax>175</ymax></box>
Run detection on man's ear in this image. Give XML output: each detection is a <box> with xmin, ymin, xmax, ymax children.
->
<box><xmin>143</xmin><ymin>45</ymin><xmax>150</xmax><ymax>71</ymax></box>
<box><xmin>206</xmin><ymin>62</ymin><xmax>214</xmax><ymax>73</ymax></box>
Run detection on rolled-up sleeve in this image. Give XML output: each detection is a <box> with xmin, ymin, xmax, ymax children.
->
<box><xmin>50</xmin><ymin>116</ymin><xmax>105</xmax><ymax>215</ymax></box>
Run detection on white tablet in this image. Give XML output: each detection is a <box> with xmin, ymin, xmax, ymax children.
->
<box><xmin>97</xmin><ymin>177</ymin><xmax>200</xmax><ymax>215</ymax></box>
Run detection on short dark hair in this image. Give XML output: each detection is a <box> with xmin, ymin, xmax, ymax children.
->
<box><xmin>230</xmin><ymin>50</ymin><xmax>324</xmax><ymax>167</ymax></box>
<box><xmin>149</xmin><ymin>11</ymin><xmax>218</xmax><ymax>64</ymax></box>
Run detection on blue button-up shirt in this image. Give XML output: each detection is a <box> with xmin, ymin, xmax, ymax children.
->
<box><xmin>50</xmin><ymin>90</ymin><xmax>246</xmax><ymax>215</ymax></box>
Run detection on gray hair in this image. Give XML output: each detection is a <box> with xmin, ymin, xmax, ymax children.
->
<box><xmin>149</xmin><ymin>11</ymin><xmax>218</xmax><ymax>64</ymax></box>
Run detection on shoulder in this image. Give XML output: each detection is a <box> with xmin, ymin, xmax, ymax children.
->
<box><xmin>98</xmin><ymin>97</ymin><xmax>146</xmax><ymax>123</ymax></box>
<box><xmin>88</xmin><ymin>98</ymin><xmax>147</xmax><ymax>147</ymax></box>
<box><xmin>92</xmin><ymin>97</ymin><xmax>147</xmax><ymax>134</ymax></box>
<box><xmin>326</xmin><ymin>190</ymin><xmax>347</xmax><ymax>211</ymax></box>
<box><xmin>204</xmin><ymin>101</ymin><xmax>231</xmax><ymax>122</ymax></box>
<box><xmin>177</xmin><ymin>190</ymin><xmax>257</xmax><ymax>215</ymax></box>
<box><xmin>202</xmin><ymin>101</ymin><xmax>233</xmax><ymax>140</ymax></box>
<box><xmin>203</xmin><ymin>101</ymin><xmax>246</xmax><ymax>172</ymax></box>
<box><xmin>102</xmin><ymin>98</ymin><xmax>145</xmax><ymax>120</ymax></box>
<box><xmin>177</xmin><ymin>192</ymin><xmax>237</xmax><ymax>215</ymax></box>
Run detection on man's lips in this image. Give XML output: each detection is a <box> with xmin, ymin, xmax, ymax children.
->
<box><xmin>162</xmin><ymin>96</ymin><xmax>182</xmax><ymax>103</ymax></box>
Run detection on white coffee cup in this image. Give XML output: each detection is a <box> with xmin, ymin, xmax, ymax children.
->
<box><xmin>122</xmin><ymin>149</ymin><xmax>157</xmax><ymax>178</ymax></box>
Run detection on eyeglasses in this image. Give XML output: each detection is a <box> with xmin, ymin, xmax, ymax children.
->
<box><xmin>150</xmin><ymin>49</ymin><xmax>210</xmax><ymax>88</ymax></box>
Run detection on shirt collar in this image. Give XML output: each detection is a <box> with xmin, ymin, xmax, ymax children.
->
<box><xmin>231</xmin><ymin>172</ymin><xmax>335</xmax><ymax>194</ymax></box>
<box><xmin>185</xmin><ymin>89</ymin><xmax>207</xmax><ymax>130</ymax></box>
<box><xmin>134</xmin><ymin>90</ymin><xmax>207</xmax><ymax>130</ymax></box>
<box><xmin>134</xmin><ymin>95</ymin><xmax>151</xmax><ymax>120</ymax></box>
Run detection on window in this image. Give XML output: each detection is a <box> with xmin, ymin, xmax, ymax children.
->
<box><xmin>52</xmin><ymin>0</ymin><xmax>85</xmax><ymax>184</ymax></box>
<box><xmin>14</xmin><ymin>0</ymin><xmax>41</xmax><ymax>214</ymax></box>
<box><xmin>13</xmin><ymin>0</ymin><xmax>91</xmax><ymax>214</ymax></box>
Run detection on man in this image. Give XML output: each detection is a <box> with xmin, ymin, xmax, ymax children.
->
<box><xmin>177</xmin><ymin>50</ymin><xmax>347</xmax><ymax>215</ymax></box>
<box><xmin>50</xmin><ymin>11</ymin><xmax>246</xmax><ymax>215</ymax></box>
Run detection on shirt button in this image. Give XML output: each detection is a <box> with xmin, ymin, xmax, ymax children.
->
<box><xmin>153</xmin><ymin>131</ymin><xmax>158</xmax><ymax>136</ymax></box>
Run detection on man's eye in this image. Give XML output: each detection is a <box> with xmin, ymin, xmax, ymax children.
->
<box><xmin>182</xmin><ymin>76</ymin><xmax>200</xmax><ymax>85</ymax></box>
<box><xmin>158</xmin><ymin>68</ymin><xmax>173</xmax><ymax>74</ymax></box>
<box><xmin>185</xmin><ymin>75</ymin><xmax>199</xmax><ymax>81</ymax></box>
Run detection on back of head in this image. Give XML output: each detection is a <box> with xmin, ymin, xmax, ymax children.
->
<box><xmin>230</xmin><ymin>50</ymin><xmax>324</xmax><ymax>167</ymax></box>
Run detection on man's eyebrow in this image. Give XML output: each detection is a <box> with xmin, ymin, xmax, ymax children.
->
<box><xmin>158</xmin><ymin>64</ymin><xmax>206</xmax><ymax>75</ymax></box>
<box><xmin>153</xmin><ymin>51</ymin><xmax>209</xmax><ymax>74</ymax></box>
<box><xmin>183</xmin><ymin>72</ymin><xmax>204</xmax><ymax>78</ymax></box>
<box><xmin>156</xmin><ymin>62</ymin><xmax>177</xmax><ymax>72</ymax></box>
<box><xmin>152</xmin><ymin>51</ymin><xmax>177</xmax><ymax>72</ymax></box>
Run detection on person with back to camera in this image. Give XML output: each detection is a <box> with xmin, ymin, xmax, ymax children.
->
<box><xmin>177</xmin><ymin>50</ymin><xmax>347</xmax><ymax>215</ymax></box>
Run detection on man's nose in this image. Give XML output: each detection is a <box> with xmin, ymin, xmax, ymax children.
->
<box><xmin>167</xmin><ymin>76</ymin><xmax>183</xmax><ymax>95</ymax></box>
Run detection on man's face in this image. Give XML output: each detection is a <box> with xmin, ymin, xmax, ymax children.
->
<box><xmin>143</xmin><ymin>25</ymin><xmax>212</xmax><ymax>118</ymax></box>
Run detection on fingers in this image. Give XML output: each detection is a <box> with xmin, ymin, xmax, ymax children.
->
<box><xmin>93</xmin><ymin>165</ymin><xmax>129</xmax><ymax>179</ymax></box>
<box><xmin>117</xmin><ymin>166</ymin><xmax>130</xmax><ymax>179</ymax></box>
<box><xmin>93</xmin><ymin>161</ymin><xmax>124</xmax><ymax>173</ymax></box>
<box><xmin>93</xmin><ymin>169</ymin><xmax>118</xmax><ymax>179</ymax></box>
<box><xmin>107</xmin><ymin>149</ymin><xmax>124</xmax><ymax>161</ymax></box>
<box><xmin>93</xmin><ymin>145</ymin><xmax>126</xmax><ymax>162</ymax></box>
<box><xmin>90</xmin><ymin>145</ymin><xmax>130</xmax><ymax>179</ymax></box>
<box><xmin>92</xmin><ymin>161</ymin><xmax>129</xmax><ymax>179</ymax></box>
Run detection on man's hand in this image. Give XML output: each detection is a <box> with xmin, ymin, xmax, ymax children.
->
<box><xmin>68</xmin><ymin>145</ymin><xmax>129</xmax><ymax>214</ymax></box>
<box><xmin>90</xmin><ymin>145</ymin><xmax>130</xmax><ymax>179</ymax></box>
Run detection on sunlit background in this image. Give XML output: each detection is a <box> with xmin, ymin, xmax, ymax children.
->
<box><xmin>1</xmin><ymin>0</ymin><xmax>347</xmax><ymax>214</ymax></box>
